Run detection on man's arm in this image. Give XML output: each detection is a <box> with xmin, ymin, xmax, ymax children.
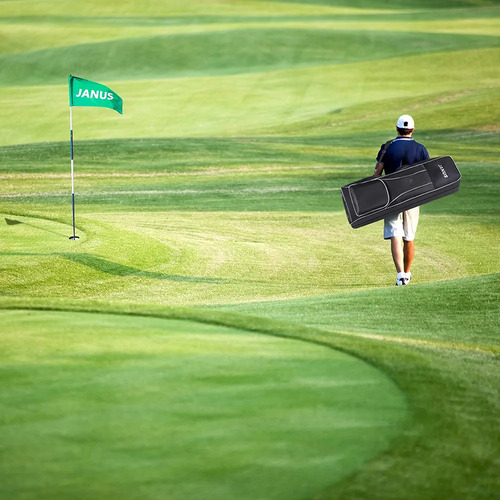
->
<box><xmin>373</xmin><ymin>162</ymin><xmax>384</xmax><ymax>177</ymax></box>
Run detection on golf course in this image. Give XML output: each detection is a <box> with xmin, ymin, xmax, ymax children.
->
<box><xmin>0</xmin><ymin>0</ymin><xmax>499</xmax><ymax>498</ymax></box>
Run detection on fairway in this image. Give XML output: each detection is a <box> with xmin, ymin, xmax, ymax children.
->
<box><xmin>0</xmin><ymin>0</ymin><xmax>499</xmax><ymax>499</ymax></box>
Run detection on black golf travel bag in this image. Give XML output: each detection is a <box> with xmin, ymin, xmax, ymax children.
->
<box><xmin>341</xmin><ymin>156</ymin><xmax>461</xmax><ymax>229</ymax></box>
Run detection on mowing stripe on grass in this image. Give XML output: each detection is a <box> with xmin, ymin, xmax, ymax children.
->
<box><xmin>0</xmin><ymin>165</ymin><xmax>339</xmax><ymax>179</ymax></box>
<box><xmin>0</xmin><ymin>186</ymin><xmax>339</xmax><ymax>199</ymax></box>
<box><xmin>333</xmin><ymin>330</ymin><xmax>500</xmax><ymax>355</ymax></box>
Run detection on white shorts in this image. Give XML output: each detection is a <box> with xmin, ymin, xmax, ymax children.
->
<box><xmin>384</xmin><ymin>207</ymin><xmax>419</xmax><ymax>241</ymax></box>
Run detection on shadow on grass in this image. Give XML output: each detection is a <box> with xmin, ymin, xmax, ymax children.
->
<box><xmin>2</xmin><ymin>251</ymin><xmax>229</xmax><ymax>284</ymax></box>
<box><xmin>4</xmin><ymin>217</ymin><xmax>68</xmax><ymax>238</ymax></box>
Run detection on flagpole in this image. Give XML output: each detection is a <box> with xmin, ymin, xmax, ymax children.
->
<box><xmin>69</xmin><ymin>105</ymin><xmax>79</xmax><ymax>240</ymax></box>
<box><xmin>67</xmin><ymin>74</ymin><xmax>123</xmax><ymax>240</ymax></box>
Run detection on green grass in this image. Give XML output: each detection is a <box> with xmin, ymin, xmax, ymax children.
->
<box><xmin>0</xmin><ymin>1</ymin><xmax>499</xmax><ymax>499</ymax></box>
<box><xmin>2</xmin><ymin>29</ymin><xmax>497</xmax><ymax>86</ymax></box>
<box><xmin>0</xmin><ymin>309</ymin><xmax>407</xmax><ymax>500</ymax></box>
<box><xmin>218</xmin><ymin>274</ymin><xmax>500</xmax><ymax>348</ymax></box>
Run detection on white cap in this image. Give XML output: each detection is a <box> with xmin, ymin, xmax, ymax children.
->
<box><xmin>396</xmin><ymin>114</ymin><xmax>415</xmax><ymax>129</ymax></box>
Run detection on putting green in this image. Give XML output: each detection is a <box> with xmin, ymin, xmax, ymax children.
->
<box><xmin>0</xmin><ymin>309</ymin><xmax>407</xmax><ymax>500</ymax></box>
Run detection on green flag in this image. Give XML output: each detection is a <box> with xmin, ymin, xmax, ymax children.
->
<box><xmin>68</xmin><ymin>74</ymin><xmax>123</xmax><ymax>114</ymax></box>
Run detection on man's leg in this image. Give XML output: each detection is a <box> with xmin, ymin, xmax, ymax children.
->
<box><xmin>391</xmin><ymin>237</ymin><xmax>404</xmax><ymax>273</ymax></box>
<box><xmin>402</xmin><ymin>207</ymin><xmax>419</xmax><ymax>277</ymax></box>
<box><xmin>403</xmin><ymin>239</ymin><xmax>415</xmax><ymax>274</ymax></box>
<box><xmin>384</xmin><ymin>213</ymin><xmax>408</xmax><ymax>285</ymax></box>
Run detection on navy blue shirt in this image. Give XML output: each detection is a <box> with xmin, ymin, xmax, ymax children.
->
<box><xmin>376</xmin><ymin>137</ymin><xmax>429</xmax><ymax>175</ymax></box>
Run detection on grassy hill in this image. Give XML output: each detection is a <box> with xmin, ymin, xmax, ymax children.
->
<box><xmin>0</xmin><ymin>1</ymin><xmax>499</xmax><ymax>499</ymax></box>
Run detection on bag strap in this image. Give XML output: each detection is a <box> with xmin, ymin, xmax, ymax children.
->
<box><xmin>378</xmin><ymin>139</ymin><xmax>395</xmax><ymax>164</ymax></box>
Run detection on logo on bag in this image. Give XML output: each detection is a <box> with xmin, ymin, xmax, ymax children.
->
<box><xmin>438</xmin><ymin>164</ymin><xmax>448</xmax><ymax>179</ymax></box>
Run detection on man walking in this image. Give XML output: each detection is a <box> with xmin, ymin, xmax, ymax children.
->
<box><xmin>373</xmin><ymin>115</ymin><xmax>430</xmax><ymax>286</ymax></box>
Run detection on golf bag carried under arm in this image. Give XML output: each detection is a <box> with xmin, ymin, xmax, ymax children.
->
<box><xmin>341</xmin><ymin>156</ymin><xmax>461</xmax><ymax>229</ymax></box>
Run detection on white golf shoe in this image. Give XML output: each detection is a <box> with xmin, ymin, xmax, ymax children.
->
<box><xmin>395</xmin><ymin>272</ymin><xmax>411</xmax><ymax>286</ymax></box>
